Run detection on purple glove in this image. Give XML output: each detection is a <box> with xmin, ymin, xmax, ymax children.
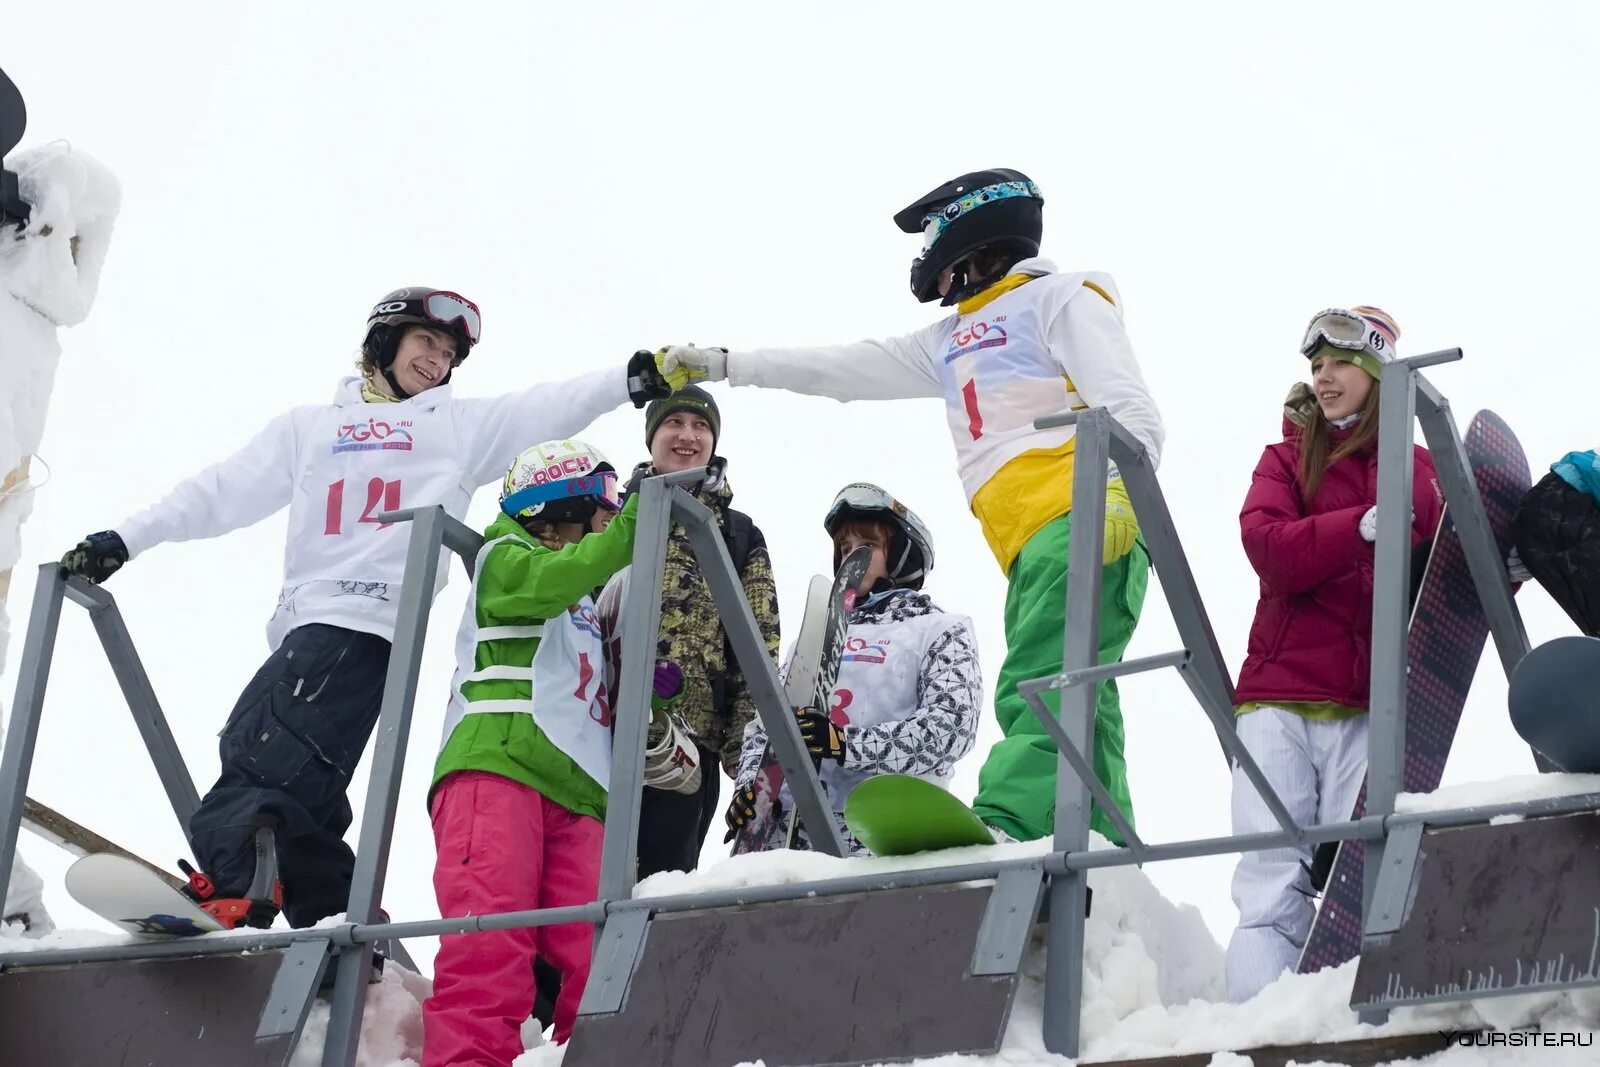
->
<box><xmin>653</xmin><ymin>660</ymin><xmax>684</xmax><ymax>705</ymax></box>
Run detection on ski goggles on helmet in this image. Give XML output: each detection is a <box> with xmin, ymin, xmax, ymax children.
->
<box><xmin>501</xmin><ymin>469</ymin><xmax>621</xmax><ymax>518</ymax></box>
<box><xmin>1300</xmin><ymin>308</ymin><xmax>1394</xmax><ymax>362</ymax></box>
<box><xmin>825</xmin><ymin>483</ymin><xmax>909</xmax><ymax>530</ymax></box>
<box><xmin>418</xmin><ymin>290</ymin><xmax>482</xmax><ymax>344</ymax></box>
<box><xmin>372</xmin><ymin>290</ymin><xmax>482</xmax><ymax>345</ymax></box>
<box><xmin>917</xmin><ymin>180</ymin><xmax>1044</xmax><ymax>260</ymax></box>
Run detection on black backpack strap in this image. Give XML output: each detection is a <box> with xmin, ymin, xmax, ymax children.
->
<box><xmin>721</xmin><ymin>508</ymin><xmax>756</xmax><ymax>574</ymax></box>
<box><xmin>713</xmin><ymin>509</ymin><xmax>762</xmax><ymax>716</ymax></box>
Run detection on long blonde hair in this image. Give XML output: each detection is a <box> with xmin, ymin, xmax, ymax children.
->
<box><xmin>1296</xmin><ymin>382</ymin><xmax>1382</xmax><ymax>500</ymax></box>
<box><xmin>520</xmin><ymin>519</ymin><xmax>569</xmax><ymax>551</ymax></box>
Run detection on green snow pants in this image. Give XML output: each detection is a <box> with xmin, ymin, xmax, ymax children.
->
<box><xmin>971</xmin><ymin>512</ymin><xmax>1149</xmax><ymax>845</ymax></box>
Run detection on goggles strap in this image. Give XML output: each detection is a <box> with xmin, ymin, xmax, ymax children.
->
<box><xmin>919</xmin><ymin>180</ymin><xmax>1042</xmax><ymax>256</ymax></box>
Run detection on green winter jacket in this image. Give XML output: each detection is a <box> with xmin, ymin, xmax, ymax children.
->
<box><xmin>430</xmin><ymin>495</ymin><xmax>638</xmax><ymax>820</ymax></box>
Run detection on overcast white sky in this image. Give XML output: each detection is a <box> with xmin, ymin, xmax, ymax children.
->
<box><xmin>5</xmin><ymin>2</ymin><xmax>1600</xmax><ymax>974</ymax></box>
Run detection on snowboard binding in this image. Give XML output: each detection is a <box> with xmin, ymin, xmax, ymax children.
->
<box><xmin>178</xmin><ymin>825</ymin><xmax>284</xmax><ymax>930</ymax></box>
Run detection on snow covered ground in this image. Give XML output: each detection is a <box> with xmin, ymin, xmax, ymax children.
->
<box><xmin>6</xmin><ymin>774</ymin><xmax>1599</xmax><ymax>1066</ymax></box>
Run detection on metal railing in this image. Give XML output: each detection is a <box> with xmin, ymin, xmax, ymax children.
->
<box><xmin>1023</xmin><ymin>349</ymin><xmax>1561</xmax><ymax>1050</ymax></box>
<box><xmin>0</xmin><ymin>465</ymin><xmax>846</xmax><ymax>1066</ymax></box>
<box><xmin>0</xmin><ymin>352</ymin><xmax>1585</xmax><ymax>1064</ymax></box>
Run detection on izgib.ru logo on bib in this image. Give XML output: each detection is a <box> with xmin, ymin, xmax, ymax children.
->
<box><xmin>333</xmin><ymin>419</ymin><xmax>415</xmax><ymax>454</ymax></box>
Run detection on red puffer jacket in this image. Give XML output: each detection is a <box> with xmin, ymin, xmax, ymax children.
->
<box><xmin>1233</xmin><ymin>419</ymin><xmax>1444</xmax><ymax>710</ymax></box>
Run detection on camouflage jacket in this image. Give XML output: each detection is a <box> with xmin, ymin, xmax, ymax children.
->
<box><xmin>598</xmin><ymin>462</ymin><xmax>780</xmax><ymax>776</ymax></box>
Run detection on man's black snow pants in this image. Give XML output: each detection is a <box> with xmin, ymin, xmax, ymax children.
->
<box><xmin>635</xmin><ymin>742</ymin><xmax>723</xmax><ymax>879</ymax></box>
<box><xmin>187</xmin><ymin>624</ymin><xmax>391</xmax><ymax>928</ymax></box>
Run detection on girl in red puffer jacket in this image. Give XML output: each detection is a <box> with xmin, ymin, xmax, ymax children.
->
<box><xmin>1225</xmin><ymin>307</ymin><xmax>1443</xmax><ymax>1003</ymax></box>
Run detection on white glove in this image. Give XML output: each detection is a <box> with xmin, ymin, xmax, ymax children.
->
<box><xmin>1358</xmin><ymin>505</ymin><xmax>1415</xmax><ymax>543</ymax></box>
<box><xmin>656</xmin><ymin>345</ymin><xmax>728</xmax><ymax>390</ymax></box>
<box><xmin>1507</xmin><ymin>547</ymin><xmax>1533</xmax><ymax>583</ymax></box>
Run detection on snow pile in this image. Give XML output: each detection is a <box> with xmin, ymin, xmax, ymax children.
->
<box><xmin>288</xmin><ymin>964</ymin><xmax>428</xmax><ymax>1067</ymax></box>
<box><xmin>1076</xmin><ymin>962</ymin><xmax>1600</xmax><ymax>1063</ymax></box>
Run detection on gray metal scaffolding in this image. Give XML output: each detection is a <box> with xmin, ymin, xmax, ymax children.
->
<box><xmin>0</xmin><ymin>465</ymin><xmax>846</xmax><ymax>1066</ymax></box>
<box><xmin>0</xmin><ymin>354</ymin><xmax>1589</xmax><ymax>1065</ymax></box>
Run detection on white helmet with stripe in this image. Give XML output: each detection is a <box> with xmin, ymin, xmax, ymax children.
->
<box><xmin>823</xmin><ymin>482</ymin><xmax>934</xmax><ymax>590</ymax></box>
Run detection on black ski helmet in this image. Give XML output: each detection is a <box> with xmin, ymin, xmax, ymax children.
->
<box><xmin>823</xmin><ymin>483</ymin><xmax>934</xmax><ymax>591</ymax></box>
<box><xmin>893</xmin><ymin>168</ymin><xmax>1043</xmax><ymax>305</ymax></box>
<box><xmin>361</xmin><ymin>287</ymin><xmax>482</xmax><ymax>395</ymax></box>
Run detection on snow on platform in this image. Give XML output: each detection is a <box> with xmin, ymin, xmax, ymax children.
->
<box><xmin>9</xmin><ymin>775</ymin><xmax>1600</xmax><ymax>1066</ymax></box>
<box><xmin>1396</xmin><ymin>771</ymin><xmax>1600</xmax><ymax>818</ymax></box>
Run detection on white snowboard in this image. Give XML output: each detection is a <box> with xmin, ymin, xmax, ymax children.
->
<box><xmin>782</xmin><ymin>574</ymin><xmax>836</xmax><ymax>708</ymax></box>
<box><xmin>729</xmin><ymin>573</ymin><xmax>836</xmax><ymax>855</ymax></box>
<box><xmin>64</xmin><ymin>854</ymin><xmax>224</xmax><ymax>937</ymax></box>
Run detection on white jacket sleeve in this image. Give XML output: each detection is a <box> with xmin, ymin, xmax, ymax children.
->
<box><xmin>727</xmin><ymin>325</ymin><xmax>944</xmax><ymax>401</ymax></box>
<box><xmin>842</xmin><ymin>616</ymin><xmax>982</xmax><ymax>776</ymax></box>
<box><xmin>115</xmin><ymin>410</ymin><xmax>300</xmax><ymax>560</ymax></box>
<box><xmin>1050</xmin><ymin>289</ymin><xmax>1166</xmax><ymax>472</ymax></box>
<box><xmin>456</xmin><ymin>365</ymin><xmax>633</xmax><ymax>486</ymax></box>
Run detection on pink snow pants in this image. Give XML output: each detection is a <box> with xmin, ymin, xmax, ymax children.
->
<box><xmin>423</xmin><ymin>770</ymin><xmax>602</xmax><ymax>1065</ymax></box>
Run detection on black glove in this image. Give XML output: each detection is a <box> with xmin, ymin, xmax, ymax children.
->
<box><xmin>723</xmin><ymin>781</ymin><xmax>766</xmax><ymax>842</ymax></box>
<box><xmin>626</xmin><ymin>349</ymin><xmax>672</xmax><ymax>408</ymax></box>
<box><xmin>60</xmin><ymin>530</ymin><xmax>128</xmax><ymax>584</ymax></box>
<box><xmin>796</xmin><ymin>709</ymin><xmax>846</xmax><ymax>766</ymax></box>
<box><xmin>700</xmin><ymin>455</ymin><xmax>727</xmax><ymax>493</ymax></box>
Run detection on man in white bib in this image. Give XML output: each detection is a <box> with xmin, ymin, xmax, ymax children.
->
<box><xmin>60</xmin><ymin>288</ymin><xmax>674</xmax><ymax>928</ymax></box>
<box><xmin>651</xmin><ymin>170</ymin><xmax>1165</xmax><ymax>848</ymax></box>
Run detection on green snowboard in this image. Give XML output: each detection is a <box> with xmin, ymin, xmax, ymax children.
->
<box><xmin>843</xmin><ymin>774</ymin><xmax>995</xmax><ymax>856</ymax></box>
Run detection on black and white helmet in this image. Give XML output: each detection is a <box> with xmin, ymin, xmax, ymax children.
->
<box><xmin>361</xmin><ymin>287</ymin><xmax>483</xmax><ymax>394</ymax></box>
<box><xmin>823</xmin><ymin>483</ymin><xmax>934</xmax><ymax>590</ymax></box>
<box><xmin>892</xmin><ymin>168</ymin><xmax>1043</xmax><ymax>305</ymax></box>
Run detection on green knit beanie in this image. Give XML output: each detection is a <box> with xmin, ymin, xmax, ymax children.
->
<box><xmin>644</xmin><ymin>385</ymin><xmax>721</xmax><ymax>450</ymax></box>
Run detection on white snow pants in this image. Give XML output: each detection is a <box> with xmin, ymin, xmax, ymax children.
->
<box><xmin>1225</xmin><ymin>706</ymin><xmax>1367</xmax><ymax>1003</ymax></box>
